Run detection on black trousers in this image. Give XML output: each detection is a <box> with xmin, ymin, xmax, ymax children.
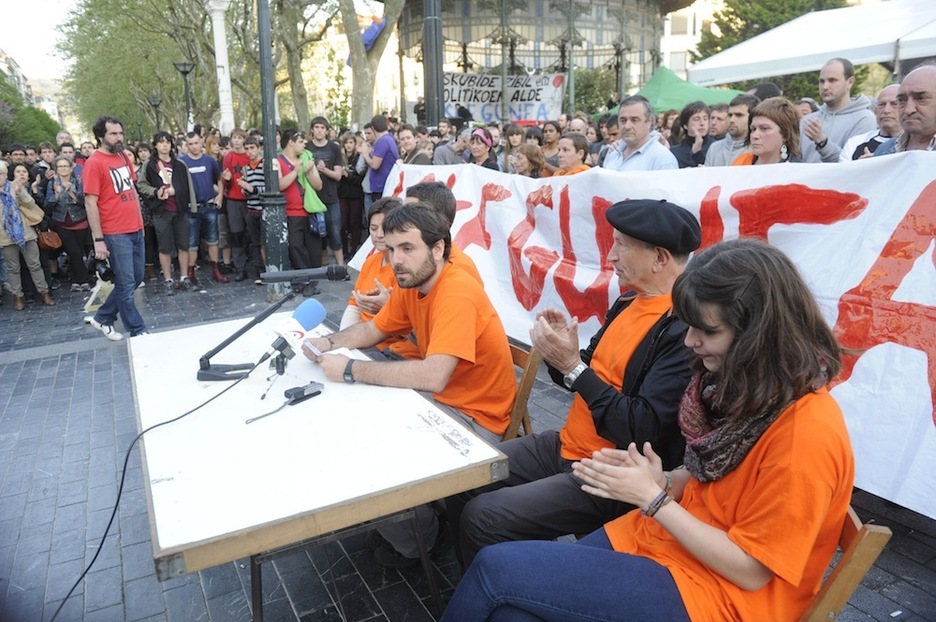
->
<box><xmin>446</xmin><ymin>430</ymin><xmax>634</xmax><ymax>568</ymax></box>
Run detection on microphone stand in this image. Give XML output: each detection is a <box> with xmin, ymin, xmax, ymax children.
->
<box><xmin>196</xmin><ymin>277</ymin><xmax>318</xmax><ymax>381</ymax></box>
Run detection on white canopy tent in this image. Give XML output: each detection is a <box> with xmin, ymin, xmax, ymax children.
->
<box><xmin>688</xmin><ymin>0</ymin><xmax>936</xmax><ymax>86</ymax></box>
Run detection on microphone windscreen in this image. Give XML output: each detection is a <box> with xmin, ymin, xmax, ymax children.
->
<box><xmin>291</xmin><ymin>298</ymin><xmax>327</xmax><ymax>330</ymax></box>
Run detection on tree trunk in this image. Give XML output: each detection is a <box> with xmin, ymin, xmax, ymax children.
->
<box><xmin>338</xmin><ymin>0</ymin><xmax>406</xmax><ymax>127</ymax></box>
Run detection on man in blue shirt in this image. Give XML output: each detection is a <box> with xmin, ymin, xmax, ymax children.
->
<box><xmin>359</xmin><ymin>114</ymin><xmax>399</xmax><ymax>202</ymax></box>
<box><xmin>179</xmin><ymin>132</ymin><xmax>227</xmax><ymax>284</ymax></box>
<box><xmin>602</xmin><ymin>96</ymin><xmax>678</xmax><ymax>172</ymax></box>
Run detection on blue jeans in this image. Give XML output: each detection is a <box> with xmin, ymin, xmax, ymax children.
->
<box><xmin>440</xmin><ymin>531</ymin><xmax>691</xmax><ymax>622</ymax></box>
<box><xmin>95</xmin><ymin>230</ymin><xmax>147</xmax><ymax>336</ymax></box>
<box><xmin>188</xmin><ymin>202</ymin><xmax>220</xmax><ymax>249</ymax></box>
<box><xmin>323</xmin><ymin>201</ymin><xmax>342</xmax><ymax>253</ymax></box>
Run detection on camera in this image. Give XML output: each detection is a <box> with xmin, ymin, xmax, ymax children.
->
<box><xmin>86</xmin><ymin>252</ymin><xmax>115</xmax><ymax>283</ymax></box>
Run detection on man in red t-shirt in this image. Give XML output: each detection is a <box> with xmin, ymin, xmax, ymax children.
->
<box><xmin>221</xmin><ymin>129</ymin><xmax>252</xmax><ymax>281</ymax></box>
<box><xmin>82</xmin><ymin>116</ymin><xmax>147</xmax><ymax>340</ymax></box>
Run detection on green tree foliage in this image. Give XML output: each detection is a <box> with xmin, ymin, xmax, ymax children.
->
<box><xmin>572</xmin><ymin>67</ymin><xmax>616</xmax><ymax>116</ymax></box>
<box><xmin>59</xmin><ymin>0</ymin><xmax>336</xmax><ymax>134</ymax></box>
<box><xmin>0</xmin><ymin>80</ymin><xmax>60</xmax><ymax>146</ymax></box>
<box><xmin>691</xmin><ymin>0</ymin><xmax>856</xmax><ymax>101</ymax></box>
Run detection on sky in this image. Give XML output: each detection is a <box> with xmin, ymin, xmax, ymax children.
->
<box><xmin>4</xmin><ymin>0</ymin><xmax>74</xmax><ymax>81</ymax></box>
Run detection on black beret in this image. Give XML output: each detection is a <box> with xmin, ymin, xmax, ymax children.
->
<box><xmin>605</xmin><ymin>199</ymin><xmax>701</xmax><ymax>254</ymax></box>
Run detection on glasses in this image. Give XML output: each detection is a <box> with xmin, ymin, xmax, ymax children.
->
<box><xmin>56</xmin><ymin>164</ymin><xmax>72</xmax><ymax>169</ymax></box>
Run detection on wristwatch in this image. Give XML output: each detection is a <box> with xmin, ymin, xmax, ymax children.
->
<box><xmin>563</xmin><ymin>362</ymin><xmax>588</xmax><ymax>390</ymax></box>
<box><xmin>343</xmin><ymin>359</ymin><xmax>356</xmax><ymax>384</ymax></box>
<box><xmin>815</xmin><ymin>138</ymin><xmax>828</xmax><ymax>149</ymax></box>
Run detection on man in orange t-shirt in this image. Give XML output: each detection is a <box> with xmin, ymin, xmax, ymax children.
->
<box><xmin>448</xmin><ymin>199</ymin><xmax>701</xmax><ymax>568</ymax></box>
<box><xmin>304</xmin><ymin>201</ymin><xmax>515</xmax><ymax>568</ymax></box>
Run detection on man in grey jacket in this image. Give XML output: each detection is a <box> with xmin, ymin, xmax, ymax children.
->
<box><xmin>704</xmin><ymin>94</ymin><xmax>759</xmax><ymax>166</ymax></box>
<box><xmin>800</xmin><ymin>58</ymin><xmax>876</xmax><ymax>162</ymax></box>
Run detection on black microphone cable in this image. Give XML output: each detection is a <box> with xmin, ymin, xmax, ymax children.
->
<box><xmin>50</xmin><ymin>358</ymin><xmax>265</xmax><ymax>622</ymax></box>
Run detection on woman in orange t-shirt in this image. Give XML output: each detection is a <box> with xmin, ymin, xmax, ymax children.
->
<box><xmin>550</xmin><ymin>132</ymin><xmax>592</xmax><ymax>177</ymax></box>
<box><xmin>440</xmin><ymin>238</ymin><xmax>854</xmax><ymax>622</ymax></box>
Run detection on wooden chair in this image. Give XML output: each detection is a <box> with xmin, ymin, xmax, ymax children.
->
<box><xmin>501</xmin><ymin>344</ymin><xmax>543</xmax><ymax>441</ymax></box>
<box><xmin>800</xmin><ymin>505</ymin><xmax>892</xmax><ymax>622</ymax></box>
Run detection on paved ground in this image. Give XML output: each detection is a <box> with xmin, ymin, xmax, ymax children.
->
<box><xmin>0</xmin><ymin>262</ymin><xmax>934</xmax><ymax>621</ymax></box>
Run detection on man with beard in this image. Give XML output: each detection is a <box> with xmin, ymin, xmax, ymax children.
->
<box><xmin>304</xmin><ymin>202</ymin><xmax>514</xmax><ymax>437</ymax></box>
<box><xmin>82</xmin><ymin>116</ymin><xmax>147</xmax><ymax>340</ymax></box>
<box><xmin>304</xmin><ymin>202</ymin><xmax>516</xmax><ymax>568</ymax></box>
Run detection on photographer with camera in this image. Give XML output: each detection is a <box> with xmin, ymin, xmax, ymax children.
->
<box><xmin>82</xmin><ymin>116</ymin><xmax>148</xmax><ymax>340</ymax></box>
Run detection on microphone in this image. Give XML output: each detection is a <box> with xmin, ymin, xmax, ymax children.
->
<box><xmin>258</xmin><ymin>299</ymin><xmax>327</xmax><ymax>364</ymax></box>
<box><xmin>260</xmin><ymin>265</ymin><xmax>348</xmax><ymax>283</ymax></box>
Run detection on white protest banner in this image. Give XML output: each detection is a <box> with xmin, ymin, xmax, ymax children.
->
<box><xmin>351</xmin><ymin>153</ymin><xmax>936</xmax><ymax>520</ymax></box>
<box><xmin>443</xmin><ymin>72</ymin><xmax>567</xmax><ymax>124</ymax></box>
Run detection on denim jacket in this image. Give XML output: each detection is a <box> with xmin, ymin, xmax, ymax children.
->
<box><xmin>45</xmin><ymin>174</ymin><xmax>86</xmax><ymax>224</ymax></box>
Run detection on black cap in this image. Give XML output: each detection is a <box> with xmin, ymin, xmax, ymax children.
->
<box><xmin>605</xmin><ymin>199</ymin><xmax>701</xmax><ymax>254</ymax></box>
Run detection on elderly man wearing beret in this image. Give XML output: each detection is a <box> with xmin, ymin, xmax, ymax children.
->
<box><xmin>448</xmin><ymin>198</ymin><xmax>702</xmax><ymax>568</ymax></box>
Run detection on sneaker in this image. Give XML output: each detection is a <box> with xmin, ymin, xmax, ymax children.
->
<box><xmin>71</xmin><ymin>283</ymin><xmax>82</xmax><ymax>292</ymax></box>
<box><xmin>49</xmin><ymin>279</ymin><xmax>60</xmax><ymax>290</ymax></box>
<box><xmin>86</xmin><ymin>316</ymin><xmax>124</xmax><ymax>341</ymax></box>
<box><xmin>254</xmin><ymin>277</ymin><xmax>263</xmax><ymax>286</ymax></box>
<box><xmin>164</xmin><ymin>279</ymin><xmax>176</xmax><ymax>296</ymax></box>
<box><xmin>80</xmin><ymin>283</ymin><xmax>91</xmax><ymax>292</ymax></box>
<box><xmin>179</xmin><ymin>277</ymin><xmax>195</xmax><ymax>292</ymax></box>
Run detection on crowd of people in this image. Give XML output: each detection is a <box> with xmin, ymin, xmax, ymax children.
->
<box><xmin>1</xmin><ymin>54</ymin><xmax>932</xmax><ymax>618</ymax></box>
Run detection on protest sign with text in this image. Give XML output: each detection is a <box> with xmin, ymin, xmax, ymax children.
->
<box><xmin>443</xmin><ymin>72</ymin><xmax>566</xmax><ymax>124</ymax></box>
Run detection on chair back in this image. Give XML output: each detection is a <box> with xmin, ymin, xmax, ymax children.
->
<box><xmin>799</xmin><ymin>505</ymin><xmax>892</xmax><ymax>621</ymax></box>
<box><xmin>502</xmin><ymin>344</ymin><xmax>542</xmax><ymax>441</ymax></box>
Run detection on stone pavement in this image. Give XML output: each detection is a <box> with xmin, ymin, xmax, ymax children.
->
<box><xmin>0</xmin><ymin>263</ymin><xmax>934</xmax><ymax>621</ymax></box>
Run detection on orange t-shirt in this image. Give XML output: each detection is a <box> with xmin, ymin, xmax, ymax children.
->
<box><xmin>551</xmin><ymin>163</ymin><xmax>591</xmax><ymax>176</ymax></box>
<box><xmin>450</xmin><ymin>245</ymin><xmax>482</xmax><ymax>283</ymax></box>
<box><xmin>731</xmin><ymin>152</ymin><xmax>755</xmax><ymax>166</ymax></box>
<box><xmin>559</xmin><ymin>294</ymin><xmax>674</xmax><ymax>460</ymax></box>
<box><xmin>372</xmin><ymin>262</ymin><xmax>516</xmax><ymax>435</ymax></box>
<box><xmin>348</xmin><ymin>250</ymin><xmax>419</xmax><ymax>357</ymax></box>
<box><xmin>605</xmin><ymin>389</ymin><xmax>854</xmax><ymax>622</ymax></box>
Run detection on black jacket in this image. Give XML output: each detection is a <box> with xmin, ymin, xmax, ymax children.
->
<box><xmin>139</xmin><ymin>156</ymin><xmax>196</xmax><ymax>214</ymax></box>
<box><xmin>670</xmin><ymin>135</ymin><xmax>714</xmax><ymax>169</ymax></box>
<box><xmin>547</xmin><ymin>294</ymin><xmax>693</xmax><ymax>470</ymax></box>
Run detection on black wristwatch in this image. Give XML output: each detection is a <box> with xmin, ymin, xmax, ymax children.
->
<box><xmin>343</xmin><ymin>359</ymin><xmax>356</xmax><ymax>384</ymax></box>
<box><xmin>93</xmin><ymin>237</ymin><xmax>105</xmax><ymax>242</ymax></box>
<box><xmin>815</xmin><ymin>138</ymin><xmax>828</xmax><ymax>149</ymax></box>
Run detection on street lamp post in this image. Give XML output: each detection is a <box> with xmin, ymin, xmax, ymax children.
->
<box><xmin>147</xmin><ymin>96</ymin><xmax>162</xmax><ymax>133</ymax></box>
<box><xmin>173</xmin><ymin>61</ymin><xmax>195</xmax><ymax>131</ymax></box>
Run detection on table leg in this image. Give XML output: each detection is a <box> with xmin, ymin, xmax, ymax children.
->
<box><xmin>411</xmin><ymin>514</ymin><xmax>443</xmax><ymax>616</ymax></box>
<box><xmin>251</xmin><ymin>555</ymin><xmax>264</xmax><ymax>622</ymax></box>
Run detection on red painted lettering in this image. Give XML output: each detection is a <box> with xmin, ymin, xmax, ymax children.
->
<box><xmin>729</xmin><ymin>184</ymin><xmax>867</xmax><ymax>239</ymax></box>
<box><xmin>832</xmin><ymin>181</ymin><xmax>936</xmax><ymax>421</ymax></box>
<box><xmin>507</xmin><ymin>187</ymin><xmax>560</xmax><ymax>310</ymax></box>
<box><xmin>553</xmin><ymin>187</ymin><xmax>615</xmax><ymax>323</ymax></box>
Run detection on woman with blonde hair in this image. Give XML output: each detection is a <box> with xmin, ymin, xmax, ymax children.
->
<box><xmin>510</xmin><ymin>143</ymin><xmax>546</xmax><ymax>179</ymax></box>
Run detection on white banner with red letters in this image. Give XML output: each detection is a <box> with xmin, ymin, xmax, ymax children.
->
<box><xmin>350</xmin><ymin>153</ymin><xmax>936</xmax><ymax>520</ymax></box>
<box><xmin>443</xmin><ymin>72</ymin><xmax>567</xmax><ymax>124</ymax></box>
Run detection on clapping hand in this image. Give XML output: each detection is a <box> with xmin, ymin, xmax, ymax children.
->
<box><xmin>572</xmin><ymin>442</ymin><xmax>665</xmax><ymax>508</ymax></box>
<box><xmin>530</xmin><ymin>308</ymin><xmax>581</xmax><ymax>373</ymax></box>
